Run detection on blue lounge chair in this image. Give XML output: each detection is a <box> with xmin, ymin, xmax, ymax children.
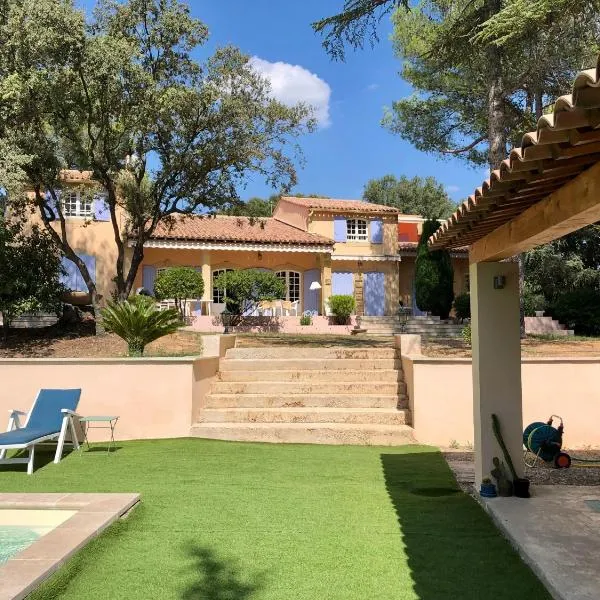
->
<box><xmin>0</xmin><ymin>389</ymin><xmax>82</xmax><ymax>474</ymax></box>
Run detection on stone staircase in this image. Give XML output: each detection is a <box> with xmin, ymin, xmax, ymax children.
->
<box><xmin>357</xmin><ymin>315</ymin><xmax>464</xmax><ymax>338</ymax></box>
<box><xmin>190</xmin><ymin>346</ymin><xmax>415</xmax><ymax>445</ymax></box>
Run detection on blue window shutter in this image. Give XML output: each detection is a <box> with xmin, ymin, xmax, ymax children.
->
<box><xmin>94</xmin><ymin>196</ymin><xmax>110</xmax><ymax>221</ymax></box>
<box><xmin>303</xmin><ymin>269</ymin><xmax>320</xmax><ymax>313</ymax></box>
<box><xmin>334</xmin><ymin>217</ymin><xmax>347</xmax><ymax>242</ymax></box>
<box><xmin>143</xmin><ymin>266</ymin><xmax>157</xmax><ymax>296</ymax></box>
<box><xmin>45</xmin><ymin>190</ymin><xmax>60</xmax><ymax>219</ymax></box>
<box><xmin>59</xmin><ymin>257</ymin><xmax>78</xmax><ymax>290</ymax></box>
<box><xmin>332</xmin><ymin>272</ymin><xmax>354</xmax><ymax>296</ymax></box>
<box><xmin>370</xmin><ymin>219</ymin><xmax>383</xmax><ymax>244</ymax></box>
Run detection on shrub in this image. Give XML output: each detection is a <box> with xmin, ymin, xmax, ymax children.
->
<box><xmin>522</xmin><ymin>285</ymin><xmax>546</xmax><ymax>317</ymax></box>
<box><xmin>548</xmin><ymin>288</ymin><xmax>600</xmax><ymax>336</ymax></box>
<box><xmin>415</xmin><ymin>220</ymin><xmax>454</xmax><ymax>319</ymax></box>
<box><xmin>453</xmin><ymin>293</ymin><xmax>470</xmax><ymax>321</ymax></box>
<box><xmin>461</xmin><ymin>324</ymin><xmax>472</xmax><ymax>345</ymax></box>
<box><xmin>300</xmin><ymin>313</ymin><xmax>312</xmax><ymax>326</ymax></box>
<box><xmin>329</xmin><ymin>294</ymin><xmax>356</xmax><ymax>325</ymax></box>
<box><xmin>213</xmin><ymin>270</ymin><xmax>285</xmax><ymax>323</ymax></box>
<box><xmin>154</xmin><ymin>267</ymin><xmax>204</xmax><ymax>319</ymax></box>
<box><xmin>101</xmin><ymin>296</ymin><xmax>181</xmax><ymax>356</ymax></box>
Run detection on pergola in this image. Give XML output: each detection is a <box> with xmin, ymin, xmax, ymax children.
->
<box><xmin>429</xmin><ymin>56</ymin><xmax>600</xmax><ymax>486</ymax></box>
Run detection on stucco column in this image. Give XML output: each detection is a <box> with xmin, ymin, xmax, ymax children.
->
<box><xmin>320</xmin><ymin>254</ymin><xmax>332</xmax><ymax>315</ymax></box>
<box><xmin>201</xmin><ymin>251</ymin><xmax>211</xmax><ymax>303</ymax></box>
<box><xmin>471</xmin><ymin>261</ymin><xmax>523</xmax><ymax>487</ymax></box>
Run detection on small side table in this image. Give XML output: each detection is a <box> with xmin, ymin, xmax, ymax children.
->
<box><xmin>79</xmin><ymin>416</ymin><xmax>119</xmax><ymax>454</ymax></box>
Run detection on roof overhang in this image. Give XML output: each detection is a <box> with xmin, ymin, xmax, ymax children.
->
<box><xmin>428</xmin><ymin>57</ymin><xmax>600</xmax><ymax>258</ymax></box>
<box><xmin>331</xmin><ymin>254</ymin><xmax>402</xmax><ymax>262</ymax></box>
<box><xmin>137</xmin><ymin>239</ymin><xmax>332</xmax><ymax>253</ymax></box>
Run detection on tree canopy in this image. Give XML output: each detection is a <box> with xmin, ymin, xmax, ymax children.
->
<box><xmin>1</xmin><ymin>0</ymin><xmax>314</xmax><ymax>306</ymax></box>
<box><xmin>224</xmin><ymin>196</ymin><xmax>277</xmax><ymax>218</ymax></box>
<box><xmin>363</xmin><ymin>175</ymin><xmax>456</xmax><ymax>219</ymax></box>
<box><xmin>154</xmin><ymin>267</ymin><xmax>204</xmax><ymax>319</ymax></box>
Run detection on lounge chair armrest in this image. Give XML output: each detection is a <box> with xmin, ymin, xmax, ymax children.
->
<box><xmin>61</xmin><ymin>409</ymin><xmax>82</xmax><ymax>419</ymax></box>
<box><xmin>8</xmin><ymin>409</ymin><xmax>27</xmax><ymax>417</ymax></box>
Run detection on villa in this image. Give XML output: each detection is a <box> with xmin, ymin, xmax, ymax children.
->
<box><xmin>50</xmin><ymin>173</ymin><xmax>468</xmax><ymax>317</ymax></box>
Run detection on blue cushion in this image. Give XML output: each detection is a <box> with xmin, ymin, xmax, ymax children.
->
<box><xmin>27</xmin><ymin>389</ymin><xmax>81</xmax><ymax>432</ymax></box>
<box><xmin>0</xmin><ymin>428</ymin><xmax>58</xmax><ymax>446</ymax></box>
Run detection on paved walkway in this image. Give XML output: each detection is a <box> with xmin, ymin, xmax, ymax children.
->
<box><xmin>445</xmin><ymin>456</ymin><xmax>600</xmax><ymax>600</ymax></box>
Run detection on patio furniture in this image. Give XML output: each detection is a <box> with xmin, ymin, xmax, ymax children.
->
<box><xmin>0</xmin><ymin>389</ymin><xmax>82</xmax><ymax>475</ymax></box>
<box><xmin>258</xmin><ymin>301</ymin><xmax>275</xmax><ymax>316</ymax></box>
<box><xmin>79</xmin><ymin>415</ymin><xmax>119</xmax><ymax>454</ymax></box>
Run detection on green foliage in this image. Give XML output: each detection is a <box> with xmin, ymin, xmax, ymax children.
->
<box><xmin>101</xmin><ymin>296</ymin><xmax>181</xmax><ymax>356</ymax></box>
<box><xmin>415</xmin><ymin>220</ymin><xmax>454</xmax><ymax>320</ymax></box>
<box><xmin>0</xmin><ymin>219</ymin><xmax>65</xmax><ymax>341</ymax></box>
<box><xmin>548</xmin><ymin>289</ymin><xmax>600</xmax><ymax>337</ymax></box>
<box><xmin>300</xmin><ymin>313</ymin><xmax>312</xmax><ymax>326</ymax></box>
<box><xmin>328</xmin><ymin>295</ymin><xmax>356</xmax><ymax>325</ymax></box>
<box><xmin>461</xmin><ymin>324</ymin><xmax>471</xmax><ymax>345</ymax></box>
<box><xmin>224</xmin><ymin>197</ymin><xmax>276</xmax><ymax>217</ymax></box>
<box><xmin>363</xmin><ymin>174</ymin><xmax>456</xmax><ymax>219</ymax></box>
<box><xmin>0</xmin><ymin>0</ymin><xmax>314</xmax><ymax>301</ymax></box>
<box><xmin>522</xmin><ymin>285</ymin><xmax>546</xmax><ymax>317</ymax></box>
<box><xmin>154</xmin><ymin>267</ymin><xmax>204</xmax><ymax>319</ymax></box>
<box><xmin>453</xmin><ymin>293</ymin><xmax>470</xmax><ymax>322</ymax></box>
<box><xmin>213</xmin><ymin>270</ymin><xmax>285</xmax><ymax>320</ymax></box>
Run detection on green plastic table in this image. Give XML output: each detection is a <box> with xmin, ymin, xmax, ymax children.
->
<box><xmin>79</xmin><ymin>416</ymin><xmax>119</xmax><ymax>454</ymax></box>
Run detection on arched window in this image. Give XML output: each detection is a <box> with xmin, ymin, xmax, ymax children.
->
<box><xmin>212</xmin><ymin>269</ymin><xmax>234</xmax><ymax>303</ymax></box>
<box><xmin>276</xmin><ymin>271</ymin><xmax>301</xmax><ymax>303</ymax></box>
<box><xmin>346</xmin><ymin>219</ymin><xmax>368</xmax><ymax>242</ymax></box>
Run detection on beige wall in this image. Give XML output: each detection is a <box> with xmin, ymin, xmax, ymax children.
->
<box><xmin>402</xmin><ymin>355</ymin><xmax>600</xmax><ymax>450</ymax></box>
<box><xmin>309</xmin><ymin>213</ymin><xmax>398</xmax><ymax>256</ymax></box>
<box><xmin>0</xmin><ymin>357</ymin><xmax>222</xmax><ymax>442</ymax></box>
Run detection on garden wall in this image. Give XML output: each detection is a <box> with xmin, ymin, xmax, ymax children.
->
<box><xmin>402</xmin><ymin>355</ymin><xmax>600</xmax><ymax>448</ymax></box>
<box><xmin>0</xmin><ymin>335</ymin><xmax>236</xmax><ymax>442</ymax></box>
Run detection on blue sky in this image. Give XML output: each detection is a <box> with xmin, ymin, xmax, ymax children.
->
<box><xmin>80</xmin><ymin>0</ymin><xmax>487</xmax><ymax>205</ymax></box>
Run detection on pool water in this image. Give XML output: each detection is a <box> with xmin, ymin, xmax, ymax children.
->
<box><xmin>0</xmin><ymin>526</ymin><xmax>39</xmax><ymax>564</ymax></box>
<box><xmin>0</xmin><ymin>510</ymin><xmax>76</xmax><ymax>565</ymax></box>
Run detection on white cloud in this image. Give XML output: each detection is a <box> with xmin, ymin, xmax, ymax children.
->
<box><xmin>445</xmin><ymin>185</ymin><xmax>460</xmax><ymax>194</ymax></box>
<box><xmin>249</xmin><ymin>57</ymin><xmax>332</xmax><ymax>128</ymax></box>
<box><xmin>366</xmin><ymin>83</ymin><xmax>379</xmax><ymax>91</ymax></box>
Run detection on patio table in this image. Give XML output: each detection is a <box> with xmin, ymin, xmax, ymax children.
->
<box><xmin>79</xmin><ymin>415</ymin><xmax>119</xmax><ymax>454</ymax></box>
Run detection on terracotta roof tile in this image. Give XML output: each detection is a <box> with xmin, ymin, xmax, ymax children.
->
<box><xmin>151</xmin><ymin>215</ymin><xmax>333</xmax><ymax>246</ymax></box>
<box><xmin>281</xmin><ymin>196</ymin><xmax>399</xmax><ymax>214</ymax></box>
<box><xmin>429</xmin><ymin>54</ymin><xmax>600</xmax><ymax>250</ymax></box>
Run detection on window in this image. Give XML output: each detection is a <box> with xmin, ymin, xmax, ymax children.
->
<box><xmin>62</xmin><ymin>192</ymin><xmax>94</xmax><ymax>218</ymax></box>
<box><xmin>276</xmin><ymin>271</ymin><xmax>301</xmax><ymax>303</ymax></box>
<box><xmin>346</xmin><ymin>219</ymin><xmax>368</xmax><ymax>242</ymax></box>
<box><xmin>212</xmin><ymin>269</ymin><xmax>234</xmax><ymax>303</ymax></box>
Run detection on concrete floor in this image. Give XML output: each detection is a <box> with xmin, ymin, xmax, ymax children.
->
<box><xmin>482</xmin><ymin>487</ymin><xmax>600</xmax><ymax>600</ymax></box>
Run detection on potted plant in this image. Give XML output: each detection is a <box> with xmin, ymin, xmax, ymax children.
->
<box><xmin>479</xmin><ymin>478</ymin><xmax>497</xmax><ymax>498</ymax></box>
<box><xmin>492</xmin><ymin>414</ymin><xmax>530</xmax><ymax>498</ymax></box>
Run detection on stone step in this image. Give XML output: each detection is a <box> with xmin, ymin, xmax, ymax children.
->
<box><xmin>219</xmin><ymin>358</ymin><xmax>401</xmax><ymax>371</ymax></box>
<box><xmin>204</xmin><ymin>393</ymin><xmax>407</xmax><ymax>409</ymax></box>
<box><xmin>197</xmin><ymin>407</ymin><xmax>410</xmax><ymax>425</ymax></box>
<box><xmin>226</xmin><ymin>347</ymin><xmax>398</xmax><ymax>359</ymax></box>
<box><xmin>189</xmin><ymin>422</ymin><xmax>417</xmax><ymax>445</ymax></box>
<box><xmin>218</xmin><ymin>369</ymin><xmax>404</xmax><ymax>383</ymax></box>
<box><xmin>210</xmin><ymin>381</ymin><xmax>406</xmax><ymax>395</ymax></box>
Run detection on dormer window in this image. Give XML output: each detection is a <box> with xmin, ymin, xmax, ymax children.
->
<box><xmin>346</xmin><ymin>219</ymin><xmax>368</xmax><ymax>242</ymax></box>
<box><xmin>63</xmin><ymin>191</ymin><xmax>93</xmax><ymax>218</ymax></box>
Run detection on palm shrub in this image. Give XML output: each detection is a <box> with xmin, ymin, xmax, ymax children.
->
<box><xmin>453</xmin><ymin>293</ymin><xmax>471</xmax><ymax>322</ymax></box>
<box><xmin>329</xmin><ymin>294</ymin><xmax>356</xmax><ymax>325</ymax></box>
<box><xmin>154</xmin><ymin>267</ymin><xmax>204</xmax><ymax>320</ymax></box>
<box><xmin>415</xmin><ymin>220</ymin><xmax>454</xmax><ymax>319</ymax></box>
<box><xmin>101</xmin><ymin>296</ymin><xmax>181</xmax><ymax>356</ymax></box>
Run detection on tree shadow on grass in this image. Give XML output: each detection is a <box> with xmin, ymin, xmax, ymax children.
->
<box><xmin>181</xmin><ymin>546</ymin><xmax>264</xmax><ymax>600</ymax></box>
<box><xmin>380</xmin><ymin>452</ymin><xmax>552</xmax><ymax>600</ymax></box>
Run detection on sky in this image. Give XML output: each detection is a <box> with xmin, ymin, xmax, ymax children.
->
<box><xmin>79</xmin><ymin>0</ymin><xmax>488</xmax><ymax>206</ymax></box>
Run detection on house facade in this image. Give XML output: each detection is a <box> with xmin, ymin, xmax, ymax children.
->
<box><xmin>41</xmin><ymin>174</ymin><xmax>467</xmax><ymax>317</ymax></box>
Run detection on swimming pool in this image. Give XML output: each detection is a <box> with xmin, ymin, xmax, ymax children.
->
<box><xmin>0</xmin><ymin>510</ymin><xmax>76</xmax><ymax>564</ymax></box>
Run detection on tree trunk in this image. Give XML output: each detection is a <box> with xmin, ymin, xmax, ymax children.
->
<box><xmin>1</xmin><ymin>314</ymin><xmax>8</xmax><ymax>344</ymax></box>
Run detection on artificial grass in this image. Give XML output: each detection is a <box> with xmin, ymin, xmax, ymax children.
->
<box><xmin>2</xmin><ymin>440</ymin><xmax>551</xmax><ymax>599</ymax></box>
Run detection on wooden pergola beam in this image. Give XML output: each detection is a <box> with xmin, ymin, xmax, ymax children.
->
<box><xmin>469</xmin><ymin>161</ymin><xmax>600</xmax><ymax>264</ymax></box>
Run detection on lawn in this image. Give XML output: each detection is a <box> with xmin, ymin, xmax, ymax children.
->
<box><xmin>2</xmin><ymin>440</ymin><xmax>550</xmax><ymax>600</ymax></box>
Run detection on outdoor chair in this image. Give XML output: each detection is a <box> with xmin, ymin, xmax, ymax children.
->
<box><xmin>0</xmin><ymin>389</ymin><xmax>82</xmax><ymax>475</ymax></box>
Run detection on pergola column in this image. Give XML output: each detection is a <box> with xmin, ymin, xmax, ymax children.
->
<box><xmin>201</xmin><ymin>250</ymin><xmax>211</xmax><ymax>303</ymax></box>
<box><xmin>470</xmin><ymin>260</ymin><xmax>523</xmax><ymax>486</ymax></box>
